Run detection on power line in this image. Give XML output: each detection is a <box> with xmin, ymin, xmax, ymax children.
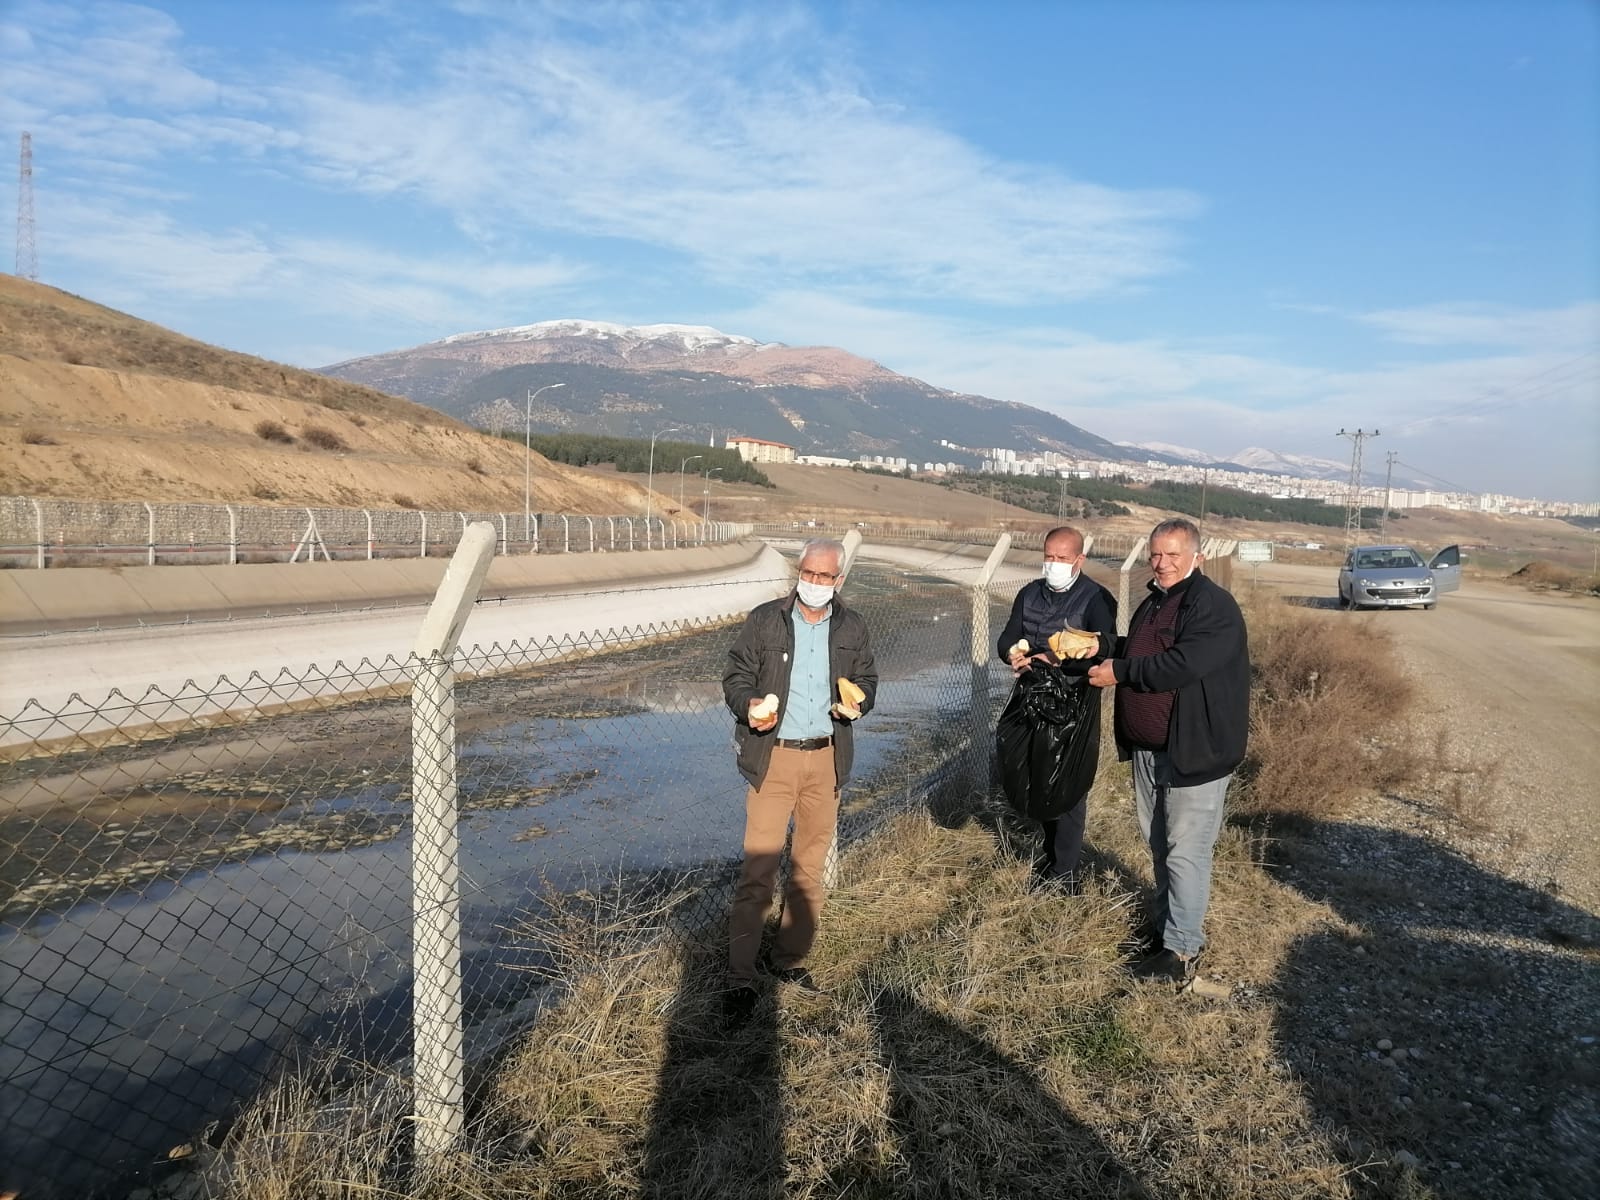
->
<box><xmin>1394</xmin><ymin>460</ymin><xmax>1475</xmax><ymax>495</ymax></box>
<box><xmin>1388</xmin><ymin>348</ymin><xmax>1600</xmax><ymax>435</ymax></box>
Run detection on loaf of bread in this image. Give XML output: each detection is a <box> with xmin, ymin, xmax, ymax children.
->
<box><xmin>834</xmin><ymin>677</ymin><xmax>865</xmax><ymax>718</ymax></box>
<box><xmin>751</xmin><ymin>693</ymin><xmax>780</xmax><ymax>720</ymax></box>
<box><xmin>1009</xmin><ymin>638</ymin><xmax>1031</xmax><ymax>658</ymax></box>
<box><xmin>1048</xmin><ymin>626</ymin><xmax>1101</xmax><ymax>660</ymax></box>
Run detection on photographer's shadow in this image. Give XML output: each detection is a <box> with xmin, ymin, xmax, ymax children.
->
<box><xmin>1269</xmin><ymin>819</ymin><xmax>1600</xmax><ymax>1198</ymax></box>
<box><xmin>638</xmin><ymin>944</ymin><xmax>785</xmax><ymax>1200</ymax></box>
<box><xmin>865</xmin><ymin>987</ymin><xmax>1151</xmax><ymax>1198</ymax></box>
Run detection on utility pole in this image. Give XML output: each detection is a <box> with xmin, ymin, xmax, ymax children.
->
<box><xmin>1337</xmin><ymin>428</ymin><xmax>1379</xmax><ymax>548</ymax></box>
<box><xmin>1379</xmin><ymin>451</ymin><xmax>1398</xmax><ymax>540</ymax></box>
<box><xmin>15</xmin><ymin>132</ymin><xmax>37</xmax><ymax>281</ymax></box>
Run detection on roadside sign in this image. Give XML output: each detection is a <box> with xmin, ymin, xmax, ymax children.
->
<box><xmin>1238</xmin><ymin>540</ymin><xmax>1274</xmax><ymax>563</ymax></box>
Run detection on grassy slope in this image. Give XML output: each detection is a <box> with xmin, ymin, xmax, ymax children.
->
<box><xmin>0</xmin><ymin>278</ymin><xmax>656</xmax><ymax>513</ymax></box>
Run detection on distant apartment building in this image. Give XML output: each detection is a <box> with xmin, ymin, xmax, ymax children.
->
<box><xmin>795</xmin><ymin>454</ymin><xmax>854</xmax><ymax>468</ymax></box>
<box><xmin>727</xmin><ymin>435</ymin><xmax>796</xmax><ymax>464</ymax></box>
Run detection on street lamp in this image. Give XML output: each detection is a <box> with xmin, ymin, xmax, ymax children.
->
<box><xmin>677</xmin><ymin>454</ymin><xmax>702</xmax><ymax>514</ymax></box>
<box><xmin>702</xmin><ymin>466</ymin><xmax>724</xmax><ymax>536</ymax></box>
<box><xmin>644</xmin><ymin>425</ymin><xmax>683</xmax><ymax>535</ymax></box>
<box><xmin>524</xmin><ymin>382</ymin><xmax>566</xmax><ymax>544</ymax></box>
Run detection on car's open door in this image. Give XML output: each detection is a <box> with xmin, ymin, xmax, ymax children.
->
<box><xmin>1429</xmin><ymin>545</ymin><xmax>1462</xmax><ymax>594</ymax></box>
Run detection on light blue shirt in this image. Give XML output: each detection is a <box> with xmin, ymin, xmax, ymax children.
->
<box><xmin>778</xmin><ymin>604</ymin><xmax>833</xmax><ymax>739</ymax></box>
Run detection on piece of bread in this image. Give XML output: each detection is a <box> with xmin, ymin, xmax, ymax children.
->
<box><xmin>1009</xmin><ymin>638</ymin><xmax>1030</xmax><ymax>658</ymax></box>
<box><xmin>837</xmin><ymin>678</ymin><xmax>866</xmax><ymax>709</ymax></box>
<box><xmin>1048</xmin><ymin>626</ymin><xmax>1101</xmax><ymax>660</ymax></box>
<box><xmin>751</xmin><ymin>693</ymin><xmax>780</xmax><ymax>720</ymax></box>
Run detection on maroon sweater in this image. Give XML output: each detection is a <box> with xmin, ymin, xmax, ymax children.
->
<box><xmin>1115</xmin><ymin>584</ymin><xmax>1186</xmax><ymax>749</ymax></box>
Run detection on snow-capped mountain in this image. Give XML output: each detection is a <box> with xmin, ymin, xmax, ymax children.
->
<box><xmin>437</xmin><ymin>319</ymin><xmax>777</xmax><ymax>357</ymax></box>
<box><xmin>320</xmin><ymin>320</ymin><xmax>1127</xmax><ymax>465</ymax></box>
<box><xmin>1119</xmin><ymin>440</ymin><xmax>1219</xmax><ymax>465</ymax></box>
<box><xmin>1229</xmin><ymin>446</ymin><xmax>1353</xmax><ymax>481</ymax></box>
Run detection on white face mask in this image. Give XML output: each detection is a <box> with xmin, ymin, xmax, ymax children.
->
<box><xmin>1042</xmin><ymin>561</ymin><xmax>1077</xmax><ymax>590</ymax></box>
<box><xmin>796</xmin><ymin>579</ymin><xmax>835</xmax><ymax>608</ymax></box>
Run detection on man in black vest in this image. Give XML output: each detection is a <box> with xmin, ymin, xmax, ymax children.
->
<box><xmin>1087</xmin><ymin>517</ymin><xmax>1250</xmax><ymax>986</ymax></box>
<box><xmin>996</xmin><ymin>525</ymin><xmax>1117</xmax><ymax>893</ymax></box>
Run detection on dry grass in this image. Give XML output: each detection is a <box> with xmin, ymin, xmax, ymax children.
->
<box><xmin>253</xmin><ymin>419</ymin><xmax>294</xmax><ymax>444</ymax></box>
<box><xmin>207</xmin><ymin>796</ymin><xmax>1352</xmax><ymax>1199</ymax></box>
<box><xmin>1234</xmin><ymin>602</ymin><xmax>1415</xmax><ymax>820</ymax></box>
<box><xmin>21</xmin><ymin>429</ymin><xmax>58</xmax><ymax>445</ymax></box>
<box><xmin>301</xmin><ymin>425</ymin><xmax>349</xmax><ymax>452</ymax></box>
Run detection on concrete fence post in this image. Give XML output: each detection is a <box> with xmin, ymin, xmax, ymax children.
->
<box><xmin>143</xmin><ymin>501</ymin><xmax>156</xmax><ymax>566</ymax></box>
<box><xmin>419</xmin><ymin>511</ymin><xmax>429</xmax><ymax>559</ymax></box>
<box><xmin>970</xmin><ymin>533</ymin><xmax>1012</xmax><ymax>796</ymax></box>
<box><xmin>226</xmin><ymin>505</ymin><xmax>238</xmax><ymax>565</ymax></box>
<box><xmin>1117</xmin><ymin>537</ymin><xmax>1147</xmax><ymax>636</ymax></box>
<box><xmin>408</xmin><ymin>520</ymin><xmax>496</xmax><ymax>1161</ymax></box>
<box><xmin>32</xmin><ymin>498</ymin><xmax>44</xmax><ymax>569</ymax></box>
<box><xmin>561</xmin><ymin>514</ymin><xmax>570</xmax><ymax>553</ymax></box>
<box><xmin>498</xmin><ymin>513</ymin><xmax>508</xmax><ymax>557</ymax></box>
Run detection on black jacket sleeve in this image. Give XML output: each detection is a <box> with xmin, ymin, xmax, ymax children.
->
<box><xmin>1113</xmin><ymin>582</ymin><xmax>1245</xmax><ymax>693</ymax></box>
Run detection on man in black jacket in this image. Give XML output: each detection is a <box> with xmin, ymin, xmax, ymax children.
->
<box><xmin>996</xmin><ymin>525</ymin><xmax>1117</xmax><ymax>892</ymax></box>
<box><xmin>721</xmin><ymin>538</ymin><xmax>878</xmax><ymax>1020</ymax></box>
<box><xmin>1086</xmin><ymin>517</ymin><xmax>1250</xmax><ymax>985</ymax></box>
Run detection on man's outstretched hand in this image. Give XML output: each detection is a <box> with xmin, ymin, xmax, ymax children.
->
<box><xmin>1087</xmin><ymin>661</ymin><xmax>1118</xmax><ymax>689</ymax></box>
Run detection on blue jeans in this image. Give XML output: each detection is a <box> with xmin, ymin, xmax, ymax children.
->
<box><xmin>1132</xmin><ymin>750</ymin><xmax>1230</xmax><ymax>959</ymax></box>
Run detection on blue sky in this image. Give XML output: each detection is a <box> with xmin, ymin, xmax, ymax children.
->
<box><xmin>2</xmin><ymin>0</ymin><xmax>1596</xmax><ymax>501</ymax></box>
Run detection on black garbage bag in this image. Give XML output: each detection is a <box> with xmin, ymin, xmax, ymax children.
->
<box><xmin>995</xmin><ymin>665</ymin><xmax>1100</xmax><ymax>821</ymax></box>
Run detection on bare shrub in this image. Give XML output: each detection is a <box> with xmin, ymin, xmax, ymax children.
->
<box><xmin>1510</xmin><ymin>559</ymin><xmax>1599</xmax><ymax>596</ymax></box>
<box><xmin>250</xmin><ymin>483</ymin><xmax>280</xmax><ymax>501</ymax></box>
<box><xmin>21</xmin><ymin>430</ymin><xmax>59</xmax><ymax>445</ymax></box>
<box><xmin>1421</xmin><ymin>731</ymin><xmax>1507</xmax><ymax>833</ymax></box>
<box><xmin>466</xmin><ymin>457</ymin><xmax>485</xmax><ymax>475</ymax></box>
<box><xmin>254</xmin><ymin>419</ymin><xmax>294</xmax><ymax>444</ymax></box>
<box><xmin>1234</xmin><ymin>601</ymin><xmax>1414</xmax><ymax>819</ymax></box>
<box><xmin>347</xmin><ymin>413</ymin><xmax>367</xmax><ymax>427</ymax></box>
<box><xmin>301</xmin><ymin>425</ymin><xmax>348</xmax><ymax>452</ymax></box>
<box><xmin>390</xmin><ymin>494</ymin><xmax>418</xmax><ymax>509</ymax></box>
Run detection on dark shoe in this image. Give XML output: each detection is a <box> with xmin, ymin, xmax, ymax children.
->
<box><xmin>1123</xmin><ymin>918</ymin><xmax>1162</xmax><ymax>957</ymax></box>
<box><xmin>771</xmin><ymin>966</ymin><xmax>824</xmax><ymax>993</ymax></box>
<box><xmin>1129</xmin><ymin>948</ymin><xmax>1199</xmax><ymax>986</ymax></box>
<box><xmin>722</xmin><ymin>985</ymin><xmax>758</xmax><ymax>1024</ymax></box>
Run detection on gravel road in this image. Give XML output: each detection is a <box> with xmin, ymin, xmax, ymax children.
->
<box><xmin>1247</xmin><ymin>561</ymin><xmax>1600</xmax><ymax>912</ymax></box>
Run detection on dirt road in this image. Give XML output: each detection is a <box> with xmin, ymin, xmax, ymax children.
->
<box><xmin>1248</xmin><ymin>561</ymin><xmax>1600</xmax><ymax>912</ymax></box>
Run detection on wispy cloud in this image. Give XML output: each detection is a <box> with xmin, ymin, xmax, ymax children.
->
<box><xmin>1355</xmin><ymin>301</ymin><xmax>1599</xmax><ymax>350</ymax></box>
<box><xmin>5</xmin><ymin>0</ymin><xmax>1201</xmax><ymax>306</ymax></box>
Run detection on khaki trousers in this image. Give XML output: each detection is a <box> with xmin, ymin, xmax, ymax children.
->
<box><xmin>727</xmin><ymin>746</ymin><xmax>839</xmax><ymax>984</ymax></box>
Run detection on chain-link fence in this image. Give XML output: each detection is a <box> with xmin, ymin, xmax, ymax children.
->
<box><xmin>0</xmin><ymin>536</ymin><xmax>1032</xmax><ymax>1199</ymax></box>
<box><xmin>0</xmin><ymin>495</ymin><xmax>748</xmax><ymax>568</ymax></box>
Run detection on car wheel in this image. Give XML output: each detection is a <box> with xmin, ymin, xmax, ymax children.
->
<box><xmin>1422</xmin><ymin>603</ymin><xmax>1435</xmax><ymax>610</ymax></box>
<box><xmin>1337</xmin><ymin>590</ymin><xmax>1350</xmax><ymax>610</ymax></box>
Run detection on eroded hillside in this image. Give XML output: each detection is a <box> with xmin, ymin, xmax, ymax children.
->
<box><xmin>0</xmin><ymin>278</ymin><xmax>656</xmax><ymax>513</ymax></box>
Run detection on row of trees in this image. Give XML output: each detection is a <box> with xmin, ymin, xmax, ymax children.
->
<box><xmin>500</xmin><ymin>431</ymin><xmax>775</xmax><ymax>488</ymax></box>
<box><xmin>943</xmin><ymin>472</ymin><xmax>1393</xmax><ymax>529</ymax></box>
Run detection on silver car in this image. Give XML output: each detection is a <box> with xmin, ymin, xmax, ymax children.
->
<box><xmin>1338</xmin><ymin>544</ymin><xmax>1462</xmax><ymax>610</ymax></box>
